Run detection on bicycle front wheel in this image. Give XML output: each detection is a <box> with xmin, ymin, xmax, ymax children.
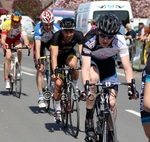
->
<box><xmin>15</xmin><ymin>62</ymin><xmax>22</xmax><ymax>98</ymax></box>
<box><xmin>102</xmin><ymin>110</ymin><xmax>117</xmax><ymax>142</ymax></box>
<box><xmin>69</xmin><ymin>83</ymin><xmax>80</xmax><ymax>138</ymax></box>
<box><xmin>61</xmin><ymin>98</ymin><xmax>68</xmax><ymax>128</ymax></box>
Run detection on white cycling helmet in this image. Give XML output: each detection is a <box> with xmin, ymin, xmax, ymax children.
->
<box><xmin>40</xmin><ymin>10</ymin><xmax>54</xmax><ymax>24</ymax></box>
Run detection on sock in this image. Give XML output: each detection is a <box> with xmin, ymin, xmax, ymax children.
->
<box><xmin>38</xmin><ymin>93</ymin><xmax>44</xmax><ymax>99</ymax></box>
<box><xmin>72</xmin><ymin>79</ymin><xmax>78</xmax><ymax>88</ymax></box>
<box><xmin>54</xmin><ymin>100</ymin><xmax>61</xmax><ymax>111</ymax></box>
<box><xmin>86</xmin><ymin>108</ymin><xmax>94</xmax><ymax>120</ymax></box>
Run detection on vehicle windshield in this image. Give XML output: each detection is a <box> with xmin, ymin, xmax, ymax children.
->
<box><xmin>93</xmin><ymin>11</ymin><xmax>129</xmax><ymax>27</ymax></box>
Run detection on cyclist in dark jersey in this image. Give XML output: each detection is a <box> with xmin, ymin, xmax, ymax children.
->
<box><xmin>81</xmin><ymin>13</ymin><xmax>138</xmax><ymax>140</ymax></box>
<box><xmin>50</xmin><ymin>18</ymin><xmax>84</xmax><ymax>122</ymax></box>
<box><xmin>140</xmin><ymin>54</ymin><xmax>150</xmax><ymax>142</ymax></box>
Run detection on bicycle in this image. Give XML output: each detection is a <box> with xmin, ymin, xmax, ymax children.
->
<box><xmin>55</xmin><ymin>66</ymin><xmax>81</xmax><ymax>138</ymax></box>
<box><xmin>84</xmin><ymin>79</ymin><xmax>138</xmax><ymax>142</ymax></box>
<box><xmin>38</xmin><ymin>55</ymin><xmax>54</xmax><ymax>112</ymax></box>
<box><xmin>4</xmin><ymin>46</ymin><xmax>30</xmax><ymax>98</ymax></box>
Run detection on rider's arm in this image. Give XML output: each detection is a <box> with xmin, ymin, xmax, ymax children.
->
<box><xmin>78</xmin><ymin>44</ymin><xmax>83</xmax><ymax>55</ymax></box>
<box><xmin>116</xmin><ymin>35</ymin><xmax>134</xmax><ymax>83</ymax></box>
<box><xmin>1</xmin><ymin>33</ymin><xmax>7</xmax><ymax>45</ymax></box>
<box><xmin>35</xmin><ymin>40</ymin><xmax>41</xmax><ymax>63</ymax></box>
<box><xmin>50</xmin><ymin>45</ymin><xmax>58</xmax><ymax>73</ymax></box>
<box><xmin>22</xmin><ymin>34</ymin><xmax>30</xmax><ymax>46</ymax></box>
<box><xmin>121</xmin><ymin>55</ymin><xmax>133</xmax><ymax>83</ymax></box>
<box><xmin>81</xmin><ymin>55</ymin><xmax>91</xmax><ymax>85</ymax></box>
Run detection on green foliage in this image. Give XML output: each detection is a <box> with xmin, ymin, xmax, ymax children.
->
<box><xmin>12</xmin><ymin>0</ymin><xmax>42</xmax><ymax>21</ymax></box>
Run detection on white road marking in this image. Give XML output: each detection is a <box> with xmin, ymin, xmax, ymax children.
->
<box><xmin>125</xmin><ymin>109</ymin><xmax>140</xmax><ymax>117</ymax></box>
<box><xmin>22</xmin><ymin>71</ymin><xmax>35</xmax><ymax>76</ymax></box>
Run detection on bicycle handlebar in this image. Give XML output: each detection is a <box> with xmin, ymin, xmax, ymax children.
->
<box><xmin>84</xmin><ymin>79</ymin><xmax>138</xmax><ymax>100</ymax></box>
<box><xmin>54</xmin><ymin>66</ymin><xmax>81</xmax><ymax>77</ymax></box>
<box><xmin>37</xmin><ymin>55</ymin><xmax>50</xmax><ymax>65</ymax></box>
<box><xmin>4</xmin><ymin>46</ymin><xmax>31</xmax><ymax>56</ymax></box>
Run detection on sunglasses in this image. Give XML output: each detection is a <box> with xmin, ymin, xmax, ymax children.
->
<box><xmin>43</xmin><ymin>23</ymin><xmax>53</xmax><ymax>26</ymax></box>
<box><xmin>63</xmin><ymin>29</ymin><xmax>74</xmax><ymax>33</ymax></box>
<box><xmin>99</xmin><ymin>33</ymin><xmax>114</xmax><ymax>39</ymax></box>
<box><xmin>12</xmin><ymin>20</ymin><xmax>20</xmax><ymax>23</ymax></box>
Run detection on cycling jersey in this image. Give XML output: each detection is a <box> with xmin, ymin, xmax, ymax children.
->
<box><xmin>82</xmin><ymin>29</ymin><xmax>129</xmax><ymax>59</ymax></box>
<box><xmin>140</xmin><ymin>55</ymin><xmax>150</xmax><ymax>124</ymax></box>
<box><xmin>2</xmin><ymin>19</ymin><xmax>27</xmax><ymax>38</ymax></box>
<box><xmin>82</xmin><ymin>29</ymin><xmax>129</xmax><ymax>85</ymax></box>
<box><xmin>34</xmin><ymin>22</ymin><xmax>53</xmax><ymax>43</ymax></box>
<box><xmin>51</xmin><ymin>30</ymin><xmax>83</xmax><ymax>53</ymax></box>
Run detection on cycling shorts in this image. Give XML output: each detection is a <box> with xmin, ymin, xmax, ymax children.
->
<box><xmin>33</xmin><ymin>40</ymin><xmax>51</xmax><ymax>65</ymax></box>
<box><xmin>91</xmin><ymin>56</ymin><xmax>118</xmax><ymax>91</ymax></box>
<box><xmin>57</xmin><ymin>49</ymin><xmax>77</xmax><ymax>68</ymax></box>
<box><xmin>5</xmin><ymin>34</ymin><xmax>21</xmax><ymax>48</ymax></box>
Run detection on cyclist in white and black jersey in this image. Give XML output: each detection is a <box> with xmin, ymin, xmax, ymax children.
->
<box><xmin>81</xmin><ymin>13</ymin><xmax>138</xmax><ymax>139</ymax></box>
<box><xmin>33</xmin><ymin>10</ymin><xmax>54</xmax><ymax>108</ymax></box>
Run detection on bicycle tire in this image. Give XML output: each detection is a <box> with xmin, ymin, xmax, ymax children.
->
<box><xmin>102</xmin><ymin>117</ymin><xmax>109</xmax><ymax>142</ymax></box>
<box><xmin>61</xmin><ymin>98</ymin><xmax>68</xmax><ymax>128</ymax></box>
<box><xmin>68</xmin><ymin>83</ymin><xmax>80</xmax><ymax>138</ymax></box>
<box><xmin>15</xmin><ymin>62</ymin><xmax>22</xmax><ymax>98</ymax></box>
<box><xmin>107</xmin><ymin>109</ymin><xmax>117</xmax><ymax>142</ymax></box>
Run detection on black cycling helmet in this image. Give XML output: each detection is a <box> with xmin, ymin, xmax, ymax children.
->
<box><xmin>98</xmin><ymin>13</ymin><xmax>120</xmax><ymax>35</ymax></box>
<box><xmin>60</xmin><ymin>18</ymin><xmax>76</xmax><ymax>30</ymax></box>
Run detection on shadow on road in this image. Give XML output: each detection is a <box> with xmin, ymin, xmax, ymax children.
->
<box><xmin>0</xmin><ymin>91</ymin><xmax>28</xmax><ymax>98</ymax></box>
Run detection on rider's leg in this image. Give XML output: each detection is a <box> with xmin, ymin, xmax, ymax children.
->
<box><xmin>15</xmin><ymin>41</ymin><xmax>22</xmax><ymax>64</ymax></box>
<box><xmin>67</xmin><ymin>55</ymin><xmax>79</xmax><ymax>88</ymax></box>
<box><xmin>85</xmin><ymin>66</ymin><xmax>99</xmax><ymax>137</ymax></box>
<box><xmin>53</xmin><ymin>77</ymin><xmax>63</xmax><ymax>122</ymax></box>
<box><xmin>4</xmin><ymin>49</ymin><xmax>11</xmax><ymax>89</ymax></box>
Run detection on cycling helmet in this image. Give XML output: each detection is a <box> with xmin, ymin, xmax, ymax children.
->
<box><xmin>60</xmin><ymin>18</ymin><xmax>76</xmax><ymax>30</ymax></box>
<box><xmin>98</xmin><ymin>13</ymin><xmax>120</xmax><ymax>35</ymax></box>
<box><xmin>11</xmin><ymin>11</ymin><xmax>22</xmax><ymax>22</ymax></box>
<box><xmin>40</xmin><ymin>10</ymin><xmax>54</xmax><ymax>24</ymax></box>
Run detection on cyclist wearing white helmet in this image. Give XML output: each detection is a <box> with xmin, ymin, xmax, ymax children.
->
<box><xmin>33</xmin><ymin>10</ymin><xmax>54</xmax><ymax>109</ymax></box>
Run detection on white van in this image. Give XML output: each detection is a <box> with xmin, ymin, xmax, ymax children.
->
<box><xmin>76</xmin><ymin>1</ymin><xmax>133</xmax><ymax>34</ymax></box>
<box><xmin>0</xmin><ymin>15</ymin><xmax>35</xmax><ymax>38</ymax></box>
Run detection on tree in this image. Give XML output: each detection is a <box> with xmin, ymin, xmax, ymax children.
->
<box><xmin>12</xmin><ymin>0</ymin><xmax>42</xmax><ymax>21</ymax></box>
<box><xmin>49</xmin><ymin>0</ymin><xmax>150</xmax><ymax>18</ymax></box>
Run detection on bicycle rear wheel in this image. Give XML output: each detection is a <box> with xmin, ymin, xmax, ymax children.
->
<box><xmin>69</xmin><ymin>83</ymin><xmax>80</xmax><ymax>138</ymax></box>
<box><xmin>15</xmin><ymin>62</ymin><xmax>22</xmax><ymax>98</ymax></box>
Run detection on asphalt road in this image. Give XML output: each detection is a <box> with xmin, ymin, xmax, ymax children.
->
<box><xmin>0</xmin><ymin>49</ymin><xmax>147</xmax><ymax>142</ymax></box>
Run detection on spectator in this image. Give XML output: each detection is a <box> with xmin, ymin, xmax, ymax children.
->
<box><xmin>90</xmin><ymin>19</ymin><xmax>97</xmax><ymax>30</ymax></box>
<box><xmin>135</xmin><ymin>22</ymin><xmax>145</xmax><ymax>40</ymax></box>
<box><xmin>125</xmin><ymin>23</ymin><xmax>136</xmax><ymax>40</ymax></box>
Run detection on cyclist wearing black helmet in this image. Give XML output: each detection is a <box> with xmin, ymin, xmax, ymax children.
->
<box><xmin>50</xmin><ymin>17</ymin><xmax>84</xmax><ymax>122</ymax></box>
<box><xmin>81</xmin><ymin>13</ymin><xmax>138</xmax><ymax>140</ymax></box>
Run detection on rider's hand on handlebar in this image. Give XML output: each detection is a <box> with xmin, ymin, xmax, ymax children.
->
<box><xmin>25</xmin><ymin>43</ymin><xmax>32</xmax><ymax>49</ymax></box>
<box><xmin>2</xmin><ymin>43</ymin><xmax>8</xmax><ymax>49</ymax></box>
<box><xmin>128</xmin><ymin>88</ymin><xmax>139</xmax><ymax>100</ymax></box>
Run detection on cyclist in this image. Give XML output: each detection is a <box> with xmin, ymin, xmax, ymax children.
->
<box><xmin>50</xmin><ymin>18</ymin><xmax>84</xmax><ymax>122</ymax></box>
<box><xmin>140</xmin><ymin>42</ymin><xmax>150</xmax><ymax>142</ymax></box>
<box><xmin>1</xmin><ymin>11</ymin><xmax>30</xmax><ymax>90</ymax></box>
<box><xmin>81</xmin><ymin>13</ymin><xmax>138</xmax><ymax>139</ymax></box>
<box><xmin>33</xmin><ymin>10</ymin><xmax>54</xmax><ymax>108</ymax></box>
